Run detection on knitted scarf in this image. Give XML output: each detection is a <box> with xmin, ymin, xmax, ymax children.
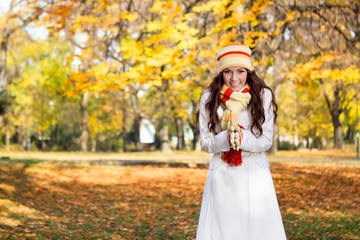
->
<box><xmin>220</xmin><ymin>84</ymin><xmax>251</xmax><ymax>166</ymax></box>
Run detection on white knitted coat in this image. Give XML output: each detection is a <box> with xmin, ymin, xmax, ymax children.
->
<box><xmin>196</xmin><ymin>87</ymin><xmax>287</xmax><ymax>240</ymax></box>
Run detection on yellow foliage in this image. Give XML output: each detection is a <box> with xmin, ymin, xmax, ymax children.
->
<box><xmin>276</xmin><ymin>20</ymin><xmax>285</xmax><ymax>27</ymax></box>
<box><xmin>286</xmin><ymin>10</ymin><xmax>296</xmax><ymax>21</ymax></box>
<box><xmin>218</xmin><ymin>28</ymin><xmax>239</xmax><ymax>46</ymax></box>
<box><xmin>121</xmin><ymin>38</ymin><xmax>145</xmax><ymax>59</ymax></box>
<box><xmin>193</xmin><ymin>1</ymin><xmax>225</xmax><ymax>13</ymax></box>
<box><xmin>249</xmin><ymin>0</ymin><xmax>269</xmax><ymax>15</ymax></box>
<box><xmin>182</xmin><ymin>13</ymin><xmax>196</xmax><ymax>21</ymax></box>
<box><xmin>215</xmin><ymin>17</ymin><xmax>239</xmax><ymax>33</ymax></box>
<box><xmin>149</xmin><ymin>0</ymin><xmax>178</xmax><ymax>13</ymax></box>
<box><xmin>178</xmin><ymin>38</ymin><xmax>198</xmax><ymax>50</ymax></box>
<box><xmin>343</xmin><ymin>67</ymin><xmax>360</xmax><ymax>84</ymax></box>
<box><xmin>288</xmin><ymin>51</ymin><xmax>359</xmax><ymax>91</ymax></box>
<box><xmin>120</xmin><ymin>11</ymin><xmax>138</xmax><ymax>22</ymax></box>
<box><xmin>175</xmin><ymin>22</ymin><xmax>190</xmax><ymax>32</ymax></box>
<box><xmin>149</xmin><ymin>0</ymin><xmax>163</xmax><ymax>12</ymax></box>
<box><xmin>146</xmin><ymin>20</ymin><xmax>163</xmax><ymax>32</ymax></box>
<box><xmin>99</xmin><ymin>16</ymin><xmax>118</xmax><ymax>28</ymax></box>
<box><xmin>160</xmin><ymin>27</ymin><xmax>184</xmax><ymax>42</ymax></box>
<box><xmin>147</xmin><ymin>77</ymin><xmax>163</xmax><ymax>87</ymax></box>
<box><xmin>173</xmin><ymin>4</ymin><xmax>182</xmax><ymax>15</ymax></box>
<box><xmin>48</xmin><ymin>1</ymin><xmax>74</xmax><ymax>19</ymax></box>
<box><xmin>161</xmin><ymin>65</ymin><xmax>184</xmax><ymax>79</ymax></box>
<box><xmin>92</xmin><ymin>62</ymin><xmax>110</xmax><ymax>77</ymax></box>
<box><xmin>75</xmin><ymin>15</ymin><xmax>99</xmax><ymax>26</ymax></box>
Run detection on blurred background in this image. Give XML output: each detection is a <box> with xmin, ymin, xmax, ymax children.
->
<box><xmin>1</xmin><ymin>1</ymin><xmax>360</xmax><ymax>239</ymax></box>
<box><xmin>0</xmin><ymin>0</ymin><xmax>359</xmax><ymax>154</ymax></box>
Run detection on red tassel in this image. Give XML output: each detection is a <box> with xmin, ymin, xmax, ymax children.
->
<box><xmin>221</xmin><ymin>149</ymin><xmax>243</xmax><ymax>167</ymax></box>
<box><xmin>233</xmin><ymin>150</ymin><xmax>237</xmax><ymax>166</ymax></box>
<box><xmin>222</xmin><ymin>124</ymin><xmax>244</xmax><ymax>167</ymax></box>
<box><xmin>235</xmin><ymin>150</ymin><xmax>239</xmax><ymax>165</ymax></box>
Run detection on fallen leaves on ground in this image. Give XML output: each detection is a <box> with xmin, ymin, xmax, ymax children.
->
<box><xmin>0</xmin><ymin>162</ymin><xmax>359</xmax><ymax>239</ymax></box>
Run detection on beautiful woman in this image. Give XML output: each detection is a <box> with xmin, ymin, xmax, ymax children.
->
<box><xmin>196</xmin><ymin>44</ymin><xmax>286</xmax><ymax>240</ymax></box>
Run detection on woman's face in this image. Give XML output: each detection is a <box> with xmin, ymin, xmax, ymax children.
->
<box><xmin>222</xmin><ymin>66</ymin><xmax>248</xmax><ymax>92</ymax></box>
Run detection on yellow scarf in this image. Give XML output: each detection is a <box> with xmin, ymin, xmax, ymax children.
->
<box><xmin>220</xmin><ymin>84</ymin><xmax>251</xmax><ymax>166</ymax></box>
<box><xmin>220</xmin><ymin>84</ymin><xmax>251</xmax><ymax>130</ymax></box>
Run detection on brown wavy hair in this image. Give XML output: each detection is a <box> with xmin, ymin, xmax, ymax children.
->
<box><xmin>197</xmin><ymin>69</ymin><xmax>278</xmax><ymax>136</ymax></box>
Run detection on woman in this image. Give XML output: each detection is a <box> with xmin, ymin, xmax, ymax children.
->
<box><xmin>196</xmin><ymin>44</ymin><xmax>286</xmax><ymax>240</ymax></box>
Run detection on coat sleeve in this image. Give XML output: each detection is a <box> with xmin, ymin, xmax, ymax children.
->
<box><xmin>199</xmin><ymin>91</ymin><xmax>231</xmax><ymax>154</ymax></box>
<box><xmin>239</xmin><ymin>89</ymin><xmax>275</xmax><ymax>153</ymax></box>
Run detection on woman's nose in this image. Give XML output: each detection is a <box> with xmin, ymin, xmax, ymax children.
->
<box><xmin>231</xmin><ymin>72</ymin><xmax>238</xmax><ymax>80</ymax></box>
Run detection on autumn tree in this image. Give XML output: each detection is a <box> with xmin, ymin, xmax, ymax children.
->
<box><xmin>8</xmin><ymin>38</ymin><xmax>74</xmax><ymax>150</ymax></box>
<box><xmin>119</xmin><ymin>0</ymin><xmax>202</xmax><ymax>153</ymax></box>
<box><xmin>43</xmin><ymin>0</ymin><xmax>136</xmax><ymax>151</ymax></box>
<box><xmin>283</xmin><ymin>0</ymin><xmax>360</xmax><ymax>149</ymax></box>
<box><xmin>0</xmin><ymin>0</ymin><xmax>49</xmax><ymax>150</ymax></box>
<box><xmin>0</xmin><ymin>0</ymin><xmax>46</xmax><ymax>92</ymax></box>
<box><xmin>3</xmin><ymin>0</ymin><xmax>360</xmax><ymax>153</ymax></box>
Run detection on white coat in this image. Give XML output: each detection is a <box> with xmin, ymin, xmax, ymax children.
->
<box><xmin>196</xmin><ymin>87</ymin><xmax>287</xmax><ymax>240</ymax></box>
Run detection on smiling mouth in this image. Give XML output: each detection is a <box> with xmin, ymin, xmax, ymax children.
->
<box><xmin>230</xmin><ymin>82</ymin><xmax>241</xmax><ymax>87</ymax></box>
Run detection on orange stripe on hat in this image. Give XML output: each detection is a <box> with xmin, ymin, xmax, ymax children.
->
<box><xmin>217</xmin><ymin>44</ymin><xmax>252</xmax><ymax>73</ymax></box>
<box><xmin>218</xmin><ymin>51</ymin><xmax>250</xmax><ymax>61</ymax></box>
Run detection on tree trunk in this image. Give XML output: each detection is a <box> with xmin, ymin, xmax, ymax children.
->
<box><xmin>119</xmin><ymin>90</ymin><xmax>128</xmax><ymax>152</ymax></box>
<box><xmin>6</xmin><ymin>125</ymin><xmax>10</xmax><ymax>151</ymax></box>
<box><xmin>333</xmin><ymin>119</ymin><xmax>344</xmax><ymax>149</ymax></box>
<box><xmin>176</xmin><ymin>117</ymin><xmax>184</xmax><ymax>150</ymax></box>
<box><xmin>133</xmin><ymin>113</ymin><xmax>142</xmax><ymax>151</ymax></box>
<box><xmin>323</xmin><ymin>82</ymin><xmax>344</xmax><ymax>149</ymax></box>
<box><xmin>270</xmin><ymin>123</ymin><xmax>278</xmax><ymax>154</ymax></box>
<box><xmin>2</xmin><ymin>115</ymin><xmax>10</xmax><ymax>151</ymax></box>
<box><xmin>91</xmin><ymin>138</ymin><xmax>96</xmax><ymax>152</ymax></box>
<box><xmin>159</xmin><ymin>116</ymin><xmax>172</xmax><ymax>153</ymax></box>
<box><xmin>22</xmin><ymin>138</ymin><xmax>27</xmax><ymax>150</ymax></box>
<box><xmin>80</xmin><ymin>91</ymin><xmax>89</xmax><ymax>152</ymax></box>
<box><xmin>131</xmin><ymin>92</ymin><xmax>142</xmax><ymax>151</ymax></box>
<box><xmin>159</xmin><ymin>77</ymin><xmax>172</xmax><ymax>154</ymax></box>
<box><xmin>345</xmin><ymin>124</ymin><xmax>355</xmax><ymax>144</ymax></box>
<box><xmin>306</xmin><ymin>136</ymin><xmax>309</xmax><ymax>149</ymax></box>
<box><xmin>54</xmin><ymin>123</ymin><xmax>58</xmax><ymax>146</ymax></box>
<box><xmin>108</xmin><ymin>134</ymin><xmax>112</xmax><ymax>152</ymax></box>
<box><xmin>268</xmin><ymin>84</ymin><xmax>279</xmax><ymax>154</ymax></box>
<box><xmin>189</xmin><ymin>122</ymin><xmax>201</xmax><ymax>151</ymax></box>
<box><xmin>41</xmin><ymin>131</ymin><xmax>46</xmax><ymax>150</ymax></box>
<box><xmin>332</xmin><ymin>93</ymin><xmax>344</xmax><ymax>149</ymax></box>
<box><xmin>267</xmin><ymin>53</ymin><xmax>286</xmax><ymax>154</ymax></box>
<box><xmin>40</xmin><ymin>87</ymin><xmax>45</xmax><ymax>150</ymax></box>
<box><xmin>189</xmin><ymin>99</ymin><xmax>201</xmax><ymax>151</ymax></box>
<box><xmin>122</xmin><ymin>106</ymin><xmax>128</xmax><ymax>152</ymax></box>
<box><xmin>0</xmin><ymin>33</ymin><xmax>9</xmax><ymax>91</ymax></box>
<box><xmin>0</xmin><ymin>116</ymin><xmax>2</xmax><ymax>144</ymax></box>
<box><xmin>194</xmin><ymin>127</ymin><xmax>201</xmax><ymax>151</ymax></box>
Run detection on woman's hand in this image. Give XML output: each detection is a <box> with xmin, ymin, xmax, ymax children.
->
<box><xmin>228</xmin><ymin>124</ymin><xmax>243</xmax><ymax>151</ymax></box>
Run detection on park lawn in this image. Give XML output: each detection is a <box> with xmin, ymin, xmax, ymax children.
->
<box><xmin>0</xmin><ymin>161</ymin><xmax>359</xmax><ymax>239</ymax></box>
<box><xmin>2</xmin><ymin>149</ymin><xmax>360</xmax><ymax>166</ymax></box>
<box><xmin>0</xmin><ymin>151</ymin><xmax>213</xmax><ymax>164</ymax></box>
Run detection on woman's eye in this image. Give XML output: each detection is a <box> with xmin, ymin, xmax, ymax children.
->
<box><xmin>224</xmin><ymin>70</ymin><xmax>230</xmax><ymax>74</ymax></box>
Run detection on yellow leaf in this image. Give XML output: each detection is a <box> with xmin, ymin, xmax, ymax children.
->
<box><xmin>120</xmin><ymin>11</ymin><xmax>138</xmax><ymax>22</ymax></box>
<box><xmin>286</xmin><ymin>11</ymin><xmax>296</xmax><ymax>21</ymax></box>
<box><xmin>147</xmin><ymin>20</ymin><xmax>163</xmax><ymax>32</ymax></box>
<box><xmin>149</xmin><ymin>0</ymin><xmax>164</xmax><ymax>13</ymax></box>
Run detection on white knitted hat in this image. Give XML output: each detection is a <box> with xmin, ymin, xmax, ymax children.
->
<box><xmin>217</xmin><ymin>44</ymin><xmax>252</xmax><ymax>73</ymax></box>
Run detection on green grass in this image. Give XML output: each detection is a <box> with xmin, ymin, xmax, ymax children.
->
<box><xmin>283</xmin><ymin>212</ymin><xmax>360</xmax><ymax>240</ymax></box>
